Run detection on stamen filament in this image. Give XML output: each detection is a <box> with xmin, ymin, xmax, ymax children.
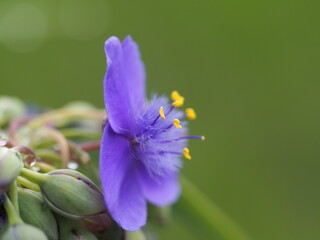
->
<box><xmin>143</xmin><ymin>150</ymin><xmax>183</xmax><ymax>156</ymax></box>
<box><xmin>151</xmin><ymin>105</ymin><xmax>175</xmax><ymax>128</ymax></box>
<box><xmin>166</xmin><ymin>105</ymin><xmax>175</xmax><ymax>116</ymax></box>
<box><xmin>160</xmin><ymin>135</ymin><xmax>205</xmax><ymax>143</ymax></box>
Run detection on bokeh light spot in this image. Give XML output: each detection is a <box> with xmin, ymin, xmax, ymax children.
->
<box><xmin>0</xmin><ymin>3</ymin><xmax>48</xmax><ymax>53</ymax></box>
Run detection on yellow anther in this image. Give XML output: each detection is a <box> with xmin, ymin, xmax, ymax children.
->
<box><xmin>201</xmin><ymin>136</ymin><xmax>206</xmax><ymax>140</ymax></box>
<box><xmin>183</xmin><ymin>148</ymin><xmax>191</xmax><ymax>160</ymax></box>
<box><xmin>171</xmin><ymin>90</ymin><xmax>185</xmax><ymax>101</ymax></box>
<box><xmin>173</xmin><ymin>119</ymin><xmax>182</xmax><ymax>128</ymax></box>
<box><xmin>172</xmin><ymin>100</ymin><xmax>184</xmax><ymax>107</ymax></box>
<box><xmin>159</xmin><ymin>106</ymin><xmax>166</xmax><ymax>119</ymax></box>
<box><xmin>171</xmin><ymin>90</ymin><xmax>185</xmax><ymax>107</ymax></box>
<box><xmin>185</xmin><ymin>108</ymin><xmax>197</xmax><ymax>120</ymax></box>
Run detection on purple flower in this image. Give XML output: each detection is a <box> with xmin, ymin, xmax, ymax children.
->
<box><xmin>99</xmin><ymin>36</ymin><xmax>203</xmax><ymax>231</ymax></box>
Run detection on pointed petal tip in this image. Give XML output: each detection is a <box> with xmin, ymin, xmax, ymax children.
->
<box><xmin>124</xmin><ymin>35</ymin><xmax>133</xmax><ymax>42</ymax></box>
<box><xmin>122</xmin><ymin>35</ymin><xmax>140</xmax><ymax>57</ymax></box>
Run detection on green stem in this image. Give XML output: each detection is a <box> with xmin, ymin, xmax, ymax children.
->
<box><xmin>180</xmin><ymin>177</ymin><xmax>252</xmax><ymax>240</ymax></box>
<box><xmin>35</xmin><ymin>149</ymin><xmax>62</xmax><ymax>162</ymax></box>
<box><xmin>8</xmin><ymin>180</ymin><xmax>19</xmax><ymax>213</ymax></box>
<box><xmin>20</xmin><ymin>168</ymin><xmax>48</xmax><ymax>184</ymax></box>
<box><xmin>28</xmin><ymin>109</ymin><xmax>105</xmax><ymax>129</ymax></box>
<box><xmin>34</xmin><ymin>162</ymin><xmax>56</xmax><ymax>173</ymax></box>
<box><xmin>16</xmin><ymin>176</ymin><xmax>41</xmax><ymax>192</ymax></box>
<box><xmin>3</xmin><ymin>194</ymin><xmax>23</xmax><ymax>225</ymax></box>
<box><xmin>68</xmin><ymin>141</ymin><xmax>90</xmax><ymax>164</ymax></box>
<box><xmin>60</xmin><ymin>128</ymin><xmax>101</xmax><ymax>140</ymax></box>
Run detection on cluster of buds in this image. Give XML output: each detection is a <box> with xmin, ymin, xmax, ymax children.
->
<box><xmin>0</xmin><ymin>145</ymin><xmax>113</xmax><ymax>240</ymax></box>
<box><xmin>0</xmin><ymin>96</ymin><xmax>154</xmax><ymax>240</ymax></box>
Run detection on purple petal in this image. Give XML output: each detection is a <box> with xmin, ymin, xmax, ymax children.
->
<box><xmin>139</xmin><ymin>165</ymin><xmax>181</xmax><ymax>207</ymax></box>
<box><xmin>103</xmin><ymin>36</ymin><xmax>145</xmax><ymax>135</ymax></box>
<box><xmin>116</xmin><ymin>167</ymin><xmax>147</xmax><ymax>231</ymax></box>
<box><xmin>122</xmin><ymin>36</ymin><xmax>146</xmax><ymax>109</ymax></box>
<box><xmin>100</xmin><ymin>124</ymin><xmax>147</xmax><ymax>231</ymax></box>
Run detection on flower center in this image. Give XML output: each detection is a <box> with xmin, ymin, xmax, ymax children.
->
<box><xmin>134</xmin><ymin>90</ymin><xmax>204</xmax><ymax>162</ymax></box>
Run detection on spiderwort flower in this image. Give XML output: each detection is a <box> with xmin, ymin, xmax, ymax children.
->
<box><xmin>100</xmin><ymin>36</ymin><xmax>203</xmax><ymax>231</ymax></box>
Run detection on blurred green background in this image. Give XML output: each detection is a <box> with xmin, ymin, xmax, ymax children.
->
<box><xmin>1</xmin><ymin>0</ymin><xmax>320</xmax><ymax>239</ymax></box>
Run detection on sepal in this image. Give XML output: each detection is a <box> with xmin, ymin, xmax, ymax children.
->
<box><xmin>18</xmin><ymin>188</ymin><xmax>58</xmax><ymax>240</ymax></box>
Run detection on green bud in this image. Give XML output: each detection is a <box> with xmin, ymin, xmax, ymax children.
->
<box><xmin>1</xmin><ymin>223</ymin><xmax>48</xmax><ymax>240</ymax></box>
<box><xmin>0</xmin><ymin>96</ymin><xmax>25</xmax><ymax>126</ymax></box>
<box><xmin>18</xmin><ymin>188</ymin><xmax>58</xmax><ymax>240</ymax></box>
<box><xmin>57</xmin><ymin>216</ymin><xmax>97</xmax><ymax>240</ymax></box>
<box><xmin>40</xmin><ymin>169</ymin><xmax>106</xmax><ymax>219</ymax></box>
<box><xmin>0</xmin><ymin>148</ymin><xmax>23</xmax><ymax>192</ymax></box>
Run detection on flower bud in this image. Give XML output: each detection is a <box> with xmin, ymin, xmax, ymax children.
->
<box><xmin>0</xmin><ymin>96</ymin><xmax>25</xmax><ymax>126</ymax></box>
<box><xmin>0</xmin><ymin>148</ymin><xmax>23</xmax><ymax>192</ymax></box>
<box><xmin>40</xmin><ymin>169</ymin><xmax>106</xmax><ymax>219</ymax></box>
<box><xmin>57</xmin><ymin>216</ymin><xmax>97</xmax><ymax>240</ymax></box>
<box><xmin>18</xmin><ymin>188</ymin><xmax>58</xmax><ymax>240</ymax></box>
<box><xmin>1</xmin><ymin>223</ymin><xmax>48</xmax><ymax>240</ymax></box>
